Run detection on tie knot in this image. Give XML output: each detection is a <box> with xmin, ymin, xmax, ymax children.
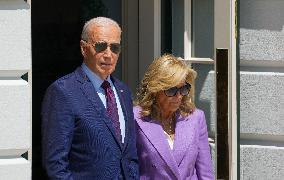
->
<box><xmin>101</xmin><ymin>80</ymin><xmax>111</xmax><ymax>91</ymax></box>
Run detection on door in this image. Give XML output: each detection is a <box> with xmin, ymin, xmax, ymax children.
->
<box><xmin>157</xmin><ymin>0</ymin><xmax>238</xmax><ymax>179</ymax></box>
<box><xmin>32</xmin><ymin>0</ymin><xmax>127</xmax><ymax>179</ymax></box>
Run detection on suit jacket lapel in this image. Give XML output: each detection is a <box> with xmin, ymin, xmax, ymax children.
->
<box><xmin>75</xmin><ymin>67</ymin><xmax>123</xmax><ymax>150</ymax></box>
<box><xmin>136</xmin><ymin>116</ymin><xmax>180</xmax><ymax>179</ymax></box>
<box><xmin>172</xmin><ymin>113</ymin><xmax>196</xmax><ymax>166</ymax></box>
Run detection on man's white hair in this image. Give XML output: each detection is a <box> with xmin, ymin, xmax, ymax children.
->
<box><xmin>81</xmin><ymin>17</ymin><xmax>122</xmax><ymax>41</ymax></box>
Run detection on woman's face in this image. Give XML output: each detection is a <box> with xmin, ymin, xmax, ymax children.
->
<box><xmin>156</xmin><ymin>81</ymin><xmax>187</xmax><ymax>116</ymax></box>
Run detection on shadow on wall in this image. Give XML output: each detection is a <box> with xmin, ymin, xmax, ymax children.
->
<box><xmin>0</xmin><ymin>0</ymin><xmax>29</xmax><ymax>10</ymax></box>
<box><xmin>192</xmin><ymin>64</ymin><xmax>215</xmax><ymax>136</ymax></box>
<box><xmin>240</xmin><ymin>0</ymin><xmax>284</xmax><ymax>31</ymax></box>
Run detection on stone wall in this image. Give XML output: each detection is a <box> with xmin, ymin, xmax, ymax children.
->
<box><xmin>239</xmin><ymin>0</ymin><xmax>284</xmax><ymax>179</ymax></box>
<box><xmin>0</xmin><ymin>0</ymin><xmax>31</xmax><ymax>179</ymax></box>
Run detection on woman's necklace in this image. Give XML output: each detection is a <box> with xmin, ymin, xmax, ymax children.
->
<box><xmin>161</xmin><ymin>115</ymin><xmax>176</xmax><ymax>141</ymax></box>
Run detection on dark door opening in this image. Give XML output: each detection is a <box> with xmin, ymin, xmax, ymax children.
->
<box><xmin>32</xmin><ymin>0</ymin><xmax>121</xmax><ymax>179</ymax></box>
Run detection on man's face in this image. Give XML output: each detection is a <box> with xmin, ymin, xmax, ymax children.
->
<box><xmin>81</xmin><ymin>25</ymin><xmax>121</xmax><ymax>80</ymax></box>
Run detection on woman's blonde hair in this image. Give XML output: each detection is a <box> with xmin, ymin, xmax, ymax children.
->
<box><xmin>135</xmin><ymin>54</ymin><xmax>197</xmax><ymax>119</ymax></box>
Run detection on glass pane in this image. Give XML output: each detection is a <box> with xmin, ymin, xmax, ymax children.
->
<box><xmin>171</xmin><ymin>0</ymin><xmax>184</xmax><ymax>58</ymax></box>
<box><xmin>161</xmin><ymin>0</ymin><xmax>184</xmax><ymax>57</ymax></box>
<box><xmin>161</xmin><ymin>0</ymin><xmax>172</xmax><ymax>54</ymax></box>
<box><xmin>161</xmin><ymin>0</ymin><xmax>214</xmax><ymax>58</ymax></box>
<box><xmin>192</xmin><ymin>0</ymin><xmax>214</xmax><ymax>58</ymax></box>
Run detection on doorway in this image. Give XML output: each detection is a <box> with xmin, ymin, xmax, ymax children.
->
<box><xmin>32</xmin><ymin>0</ymin><xmax>122</xmax><ymax>178</ymax></box>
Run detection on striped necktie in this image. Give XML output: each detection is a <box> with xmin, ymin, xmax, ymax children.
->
<box><xmin>101</xmin><ymin>80</ymin><xmax>122</xmax><ymax>143</ymax></box>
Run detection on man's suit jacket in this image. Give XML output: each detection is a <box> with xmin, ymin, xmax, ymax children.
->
<box><xmin>42</xmin><ymin>67</ymin><xmax>139</xmax><ymax>180</ymax></box>
<box><xmin>134</xmin><ymin>106</ymin><xmax>214</xmax><ymax>180</ymax></box>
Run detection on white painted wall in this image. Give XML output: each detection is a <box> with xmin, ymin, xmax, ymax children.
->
<box><xmin>0</xmin><ymin>0</ymin><xmax>31</xmax><ymax>179</ymax></box>
<box><xmin>240</xmin><ymin>0</ymin><xmax>284</xmax><ymax>179</ymax></box>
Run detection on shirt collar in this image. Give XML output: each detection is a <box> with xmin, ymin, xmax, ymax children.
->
<box><xmin>81</xmin><ymin>63</ymin><xmax>112</xmax><ymax>91</ymax></box>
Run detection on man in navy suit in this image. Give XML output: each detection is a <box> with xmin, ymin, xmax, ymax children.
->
<box><xmin>41</xmin><ymin>17</ymin><xmax>139</xmax><ymax>180</ymax></box>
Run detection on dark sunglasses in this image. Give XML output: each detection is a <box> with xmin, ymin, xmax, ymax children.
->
<box><xmin>164</xmin><ymin>83</ymin><xmax>191</xmax><ymax>97</ymax></box>
<box><xmin>89</xmin><ymin>41</ymin><xmax>121</xmax><ymax>54</ymax></box>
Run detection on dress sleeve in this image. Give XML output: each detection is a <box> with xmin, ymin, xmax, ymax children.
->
<box><xmin>195</xmin><ymin>110</ymin><xmax>214</xmax><ymax>180</ymax></box>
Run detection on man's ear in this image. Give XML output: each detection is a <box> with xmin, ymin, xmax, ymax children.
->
<box><xmin>80</xmin><ymin>40</ymin><xmax>87</xmax><ymax>58</ymax></box>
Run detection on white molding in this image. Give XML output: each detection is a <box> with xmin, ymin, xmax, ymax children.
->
<box><xmin>230</xmin><ymin>1</ymin><xmax>237</xmax><ymax>180</ymax></box>
<box><xmin>214</xmin><ymin>1</ymin><xmax>238</xmax><ymax>179</ymax></box>
<box><xmin>184</xmin><ymin>58</ymin><xmax>214</xmax><ymax>64</ymax></box>
<box><xmin>184</xmin><ymin>0</ymin><xmax>192</xmax><ymax>59</ymax></box>
<box><xmin>0</xmin><ymin>70</ymin><xmax>29</xmax><ymax>78</ymax></box>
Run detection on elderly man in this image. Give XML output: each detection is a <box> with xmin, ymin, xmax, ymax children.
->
<box><xmin>41</xmin><ymin>17</ymin><xmax>139</xmax><ymax>180</ymax></box>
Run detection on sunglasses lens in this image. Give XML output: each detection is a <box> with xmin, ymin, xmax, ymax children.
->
<box><xmin>164</xmin><ymin>83</ymin><xmax>191</xmax><ymax>97</ymax></box>
<box><xmin>164</xmin><ymin>87</ymin><xmax>178</xmax><ymax>97</ymax></box>
<box><xmin>94</xmin><ymin>42</ymin><xmax>121</xmax><ymax>54</ymax></box>
<box><xmin>110</xmin><ymin>43</ymin><xmax>121</xmax><ymax>54</ymax></box>
<box><xmin>94</xmin><ymin>42</ymin><xmax>108</xmax><ymax>52</ymax></box>
<box><xmin>180</xmin><ymin>85</ymin><xmax>190</xmax><ymax>95</ymax></box>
